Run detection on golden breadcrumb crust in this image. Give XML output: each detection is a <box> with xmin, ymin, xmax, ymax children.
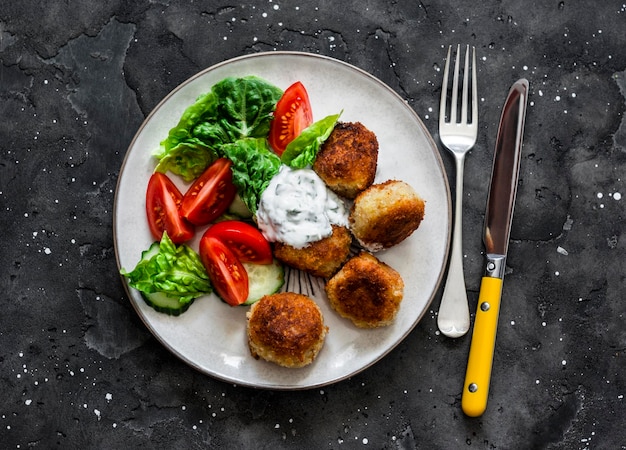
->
<box><xmin>349</xmin><ymin>180</ymin><xmax>425</xmax><ymax>252</ymax></box>
<box><xmin>246</xmin><ymin>292</ymin><xmax>328</xmax><ymax>368</ymax></box>
<box><xmin>313</xmin><ymin>122</ymin><xmax>378</xmax><ymax>199</ymax></box>
<box><xmin>325</xmin><ymin>252</ymin><xmax>404</xmax><ymax>328</ymax></box>
<box><xmin>273</xmin><ymin>225</ymin><xmax>352</xmax><ymax>279</ymax></box>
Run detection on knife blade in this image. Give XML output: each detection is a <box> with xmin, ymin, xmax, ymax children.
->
<box><xmin>461</xmin><ymin>78</ymin><xmax>529</xmax><ymax>417</ymax></box>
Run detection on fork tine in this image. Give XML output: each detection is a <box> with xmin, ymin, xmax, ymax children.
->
<box><xmin>471</xmin><ymin>46</ymin><xmax>478</xmax><ymax>125</ymax></box>
<box><xmin>450</xmin><ymin>44</ymin><xmax>461</xmax><ymax>124</ymax></box>
<box><xmin>439</xmin><ymin>45</ymin><xmax>452</xmax><ymax>127</ymax></box>
<box><xmin>461</xmin><ymin>45</ymin><xmax>470</xmax><ymax>124</ymax></box>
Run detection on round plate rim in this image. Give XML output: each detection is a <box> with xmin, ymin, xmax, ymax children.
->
<box><xmin>113</xmin><ymin>50</ymin><xmax>451</xmax><ymax>390</ymax></box>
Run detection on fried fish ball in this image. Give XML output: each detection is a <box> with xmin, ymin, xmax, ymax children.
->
<box><xmin>246</xmin><ymin>292</ymin><xmax>328</xmax><ymax>368</ymax></box>
<box><xmin>313</xmin><ymin>122</ymin><xmax>378</xmax><ymax>199</ymax></box>
<box><xmin>325</xmin><ymin>252</ymin><xmax>404</xmax><ymax>328</ymax></box>
<box><xmin>349</xmin><ymin>180</ymin><xmax>425</xmax><ymax>252</ymax></box>
<box><xmin>273</xmin><ymin>225</ymin><xmax>352</xmax><ymax>279</ymax></box>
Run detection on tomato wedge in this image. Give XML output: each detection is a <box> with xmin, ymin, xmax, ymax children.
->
<box><xmin>268</xmin><ymin>81</ymin><xmax>313</xmax><ymax>156</ymax></box>
<box><xmin>199</xmin><ymin>234</ymin><xmax>249</xmax><ymax>306</ymax></box>
<box><xmin>146</xmin><ymin>172</ymin><xmax>194</xmax><ymax>244</ymax></box>
<box><xmin>180</xmin><ymin>158</ymin><xmax>236</xmax><ymax>226</ymax></box>
<box><xmin>204</xmin><ymin>220</ymin><xmax>272</xmax><ymax>264</ymax></box>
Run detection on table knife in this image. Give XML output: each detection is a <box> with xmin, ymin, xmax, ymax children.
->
<box><xmin>461</xmin><ymin>78</ymin><xmax>529</xmax><ymax>417</ymax></box>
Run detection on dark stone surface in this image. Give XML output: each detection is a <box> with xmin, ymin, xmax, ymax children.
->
<box><xmin>1</xmin><ymin>1</ymin><xmax>625</xmax><ymax>448</ymax></box>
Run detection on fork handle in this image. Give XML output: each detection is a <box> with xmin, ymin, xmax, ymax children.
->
<box><xmin>437</xmin><ymin>153</ymin><xmax>470</xmax><ymax>338</ymax></box>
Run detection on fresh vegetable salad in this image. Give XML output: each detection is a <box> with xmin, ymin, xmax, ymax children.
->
<box><xmin>121</xmin><ymin>76</ymin><xmax>340</xmax><ymax>313</ymax></box>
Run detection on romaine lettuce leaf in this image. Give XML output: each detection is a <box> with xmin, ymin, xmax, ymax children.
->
<box><xmin>120</xmin><ymin>232</ymin><xmax>212</xmax><ymax>304</ymax></box>
<box><xmin>154</xmin><ymin>139</ymin><xmax>217</xmax><ymax>182</ymax></box>
<box><xmin>281</xmin><ymin>113</ymin><xmax>341</xmax><ymax>168</ymax></box>
<box><xmin>210</xmin><ymin>77</ymin><xmax>284</xmax><ymax>141</ymax></box>
<box><xmin>218</xmin><ymin>138</ymin><xmax>282</xmax><ymax>215</ymax></box>
<box><xmin>155</xmin><ymin>76</ymin><xmax>283</xmax><ymax>181</ymax></box>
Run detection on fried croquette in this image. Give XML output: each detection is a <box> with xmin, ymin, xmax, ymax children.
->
<box><xmin>246</xmin><ymin>292</ymin><xmax>328</xmax><ymax>368</ymax></box>
<box><xmin>325</xmin><ymin>252</ymin><xmax>404</xmax><ymax>328</ymax></box>
<box><xmin>349</xmin><ymin>180</ymin><xmax>425</xmax><ymax>252</ymax></box>
<box><xmin>273</xmin><ymin>225</ymin><xmax>352</xmax><ymax>278</ymax></box>
<box><xmin>313</xmin><ymin>122</ymin><xmax>378</xmax><ymax>199</ymax></box>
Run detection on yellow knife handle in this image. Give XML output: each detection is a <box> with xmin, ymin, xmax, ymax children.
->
<box><xmin>461</xmin><ymin>276</ymin><xmax>503</xmax><ymax>417</ymax></box>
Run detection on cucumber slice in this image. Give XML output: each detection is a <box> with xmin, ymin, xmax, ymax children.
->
<box><xmin>228</xmin><ymin>193</ymin><xmax>253</xmax><ymax>219</ymax></box>
<box><xmin>242</xmin><ymin>259</ymin><xmax>285</xmax><ymax>305</ymax></box>
<box><xmin>140</xmin><ymin>240</ymin><xmax>161</xmax><ymax>259</ymax></box>
<box><xmin>128</xmin><ymin>241</ymin><xmax>206</xmax><ymax>316</ymax></box>
<box><xmin>141</xmin><ymin>291</ymin><xmax>194</xmax><ymax>316</ymax></box>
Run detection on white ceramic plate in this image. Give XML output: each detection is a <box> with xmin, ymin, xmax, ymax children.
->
<box><xmin>114</xmin><ymin>51</ymin><xmax>451</xmax><ymax>389</ymax></box>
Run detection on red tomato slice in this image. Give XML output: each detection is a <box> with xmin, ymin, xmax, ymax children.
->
<box><xmin>268</xmin><ymin>81</ymin><xmax>313</xmax><ymax>156</ymax></box>
<box><xmin>180</xmin><ymin>158</ymin><xmax>237</xmax><ymax>226</ymax></box>
<box><xmin>146</xmin><ymin>172</ymin><xmax>194</xmax><ymax>244</ymax></box>
<box><xmin>204</xmin><ymin>220</ymin><xmax>272</xmax><ymax>264</ymax></box>
<box><xmin>199</xmin><ymin>235</ymin><xmax>249</xmax><ymax>306</ymax></box>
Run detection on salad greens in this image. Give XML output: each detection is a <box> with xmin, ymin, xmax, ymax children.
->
<box><xmin>219</xmin><ymin>137</ymin><xmax>282</xmax><ymax>215</ymax></box>
<box><xmin>209</xmin><ymin>77</ymin><xmax>283</xmax><ymax>140</ymax></box>
<box><xmin>122</xmin><ymin>76</ymin><xmax>346</xmax><ymax>314</ymax></box>
<box><xmin>153</xmin><ymin>75</ymin><xmax>340</xmax><ymax>214</ymax></box>
<box><xmin>120</xmin><ymin>232</ymin><xmax>212</xmax><ymax>305</ymax></box>
<box><xmin>155</xmin><ymin>76</ymin><xmax>283</xmax><ymax>181</ymax></box>
<box><xmin>154</xmin><ymin>76</ymin><xmax>341</xmax><ymax>211</ymax></box>
<box><xmin>280</xmin><ymin>113</ymin><xmax>342</xmax><ymax>169</ymax></box>
<box><xmin>155</xmin><ymin>138</ymin><xmax>217</xmax><ymax>183</ymax></box>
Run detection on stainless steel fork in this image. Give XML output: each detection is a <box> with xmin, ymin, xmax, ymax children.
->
<box><xmin>437</xmin><ymin>45</ymin><xmax>478</xmax><ymax>338</ymax></box>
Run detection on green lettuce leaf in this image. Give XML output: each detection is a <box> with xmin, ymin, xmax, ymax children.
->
<box><xmin>218</xmin><ymin>138</ymin><xmax>282</xmax><ymax>215</ymax></box>
<box><xmin>210</xmin><ymin>77</ymin><xmax>284</xmax><ymax>140</ymax></box>
<box><xmin>154</xmin><ymin>139</ymin><xmax>217</xmax><ymax>182</ymax></box>
<box><xmin>281</xmin><ymin>113</ymin><xmax>341</xmax><ymax>168</ymax></box>
<box><xmin>155</xmin><ymin>76</ymin><xmax>283</xmax><ymax>181</ymax></box>
<box><xmin>120</xmin><ymin>232</ymin><xmax>212</xmax><ymax>304</ymax></box>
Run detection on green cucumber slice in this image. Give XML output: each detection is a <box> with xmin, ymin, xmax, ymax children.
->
<box><xmin>242</xmin><ymin>259</ymin><xmax>285</xmax><ymax>305</ymax></box>
<box><xmin>140</xmin><ymin>291</ymin><xmax>194</xmax><ymax>316</ymax></box>
<box><xmin>228</xmin><ymin>193</ymin><xmax>253</xmax><ymax>219</ymax></box>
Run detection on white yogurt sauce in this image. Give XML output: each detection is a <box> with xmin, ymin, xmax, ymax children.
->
<box><xmin>256</xmin><ymin>165</ymin><xmax>348</xmax><ymax>249</ymax></box>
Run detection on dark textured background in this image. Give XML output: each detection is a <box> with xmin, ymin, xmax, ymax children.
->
<box><xmin>2</xmin><ymin>1</ymin><xmax>625</xmax><ymax>448</ymax></box>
